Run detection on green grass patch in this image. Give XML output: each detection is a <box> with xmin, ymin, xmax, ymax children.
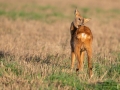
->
<box><xmin>0</xmin><ymin>58</ymin><xmax>6</xmax><ymax>76</ymax></box>
<box><xmin>46</xmin><ymin>71</ymin><xmax>120</xmax><ymax>90</ymax></box>
<box><xmin>18</xmin><ymin>11</ymin><xmax>45</xmax><ymax>20</ymax></box>
<box><xmin>5</xmin><ymin>61</ymin><xmax>23</xmax><ymax>76</ymax></box>
<box><xmin>0</xmin><ymin>10</ymin><xmax>65</xmax><ymax>20</ymax></box>
<box><xmin>81</xmin><ymin>7</ymin><xmax>90</xmax><ymax>14</ymax></box>
<box><xmin>0</xmin><ymin>57</ymin><xmax>23</xmax><ymax>76</ymax></box>
<box><xmin>0</xmin><ymin>10</ymin><xmax>46</xmax><ymax>20</ymax></box>
<box><xmin>107</xmin><ymin>64</ymin><xmax>120</xmax><ymax>77</ymax></box>
<box><xmin>0</xmin><ymin>3</ymin><xmax>67</xmax><ymax>22</ymax></box>
<box><xmin>0</xmin><ymin>10</ymin><xmax>6</xmax><ymax>15</ymax></box>
<box><xmin>94</xmin><ymin>56</ymin><xmax>120</xmax><ymax>80</ymax></box>
<box><xmin>22</xmin><ymin>4</ymin><xmax>55</xmax><ymax>11</ymax></box>
<box><xmin>0</xmin><ymin>9</ymin><xmax>66</xmax><ymax>22</ymax></box>
<box><xmin>110</xmin><ymin>9</ymin><xmax>120</xmax><ymax>14</ymax></box>
<box><xmin>95</xmin><ymin>8</ymin><xmax>105</xmax><ymax>13</ymax></box>
<box><xmin>46</xmin><ymin>72</ymin><xmax>89</xmax><ymax>90</ymax></box>
<box><xmin>90</xmin><ymin>80</ymin><xmax>119</xmax><ymax>90</ymax></box>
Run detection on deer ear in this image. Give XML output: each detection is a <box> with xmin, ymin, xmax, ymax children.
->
<box><xmin>74</xmin><ymin>9</ymin><xmax>80</xmax><ymax>15</ymax></box>
<box><xmin>83</xmin><ymin>18</ymin><xmax>91</xmax><ymax>24</ymax></box>
<box><xmin>74</xmin><ymin>9</ymin><xmax>78</xmax><ymax>14</ymax></box>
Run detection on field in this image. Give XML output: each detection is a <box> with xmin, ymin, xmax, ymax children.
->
<box><xmin>0</xmin><ymin>0</ymin><xmax>120</xmax><ymax>90</ymax></box>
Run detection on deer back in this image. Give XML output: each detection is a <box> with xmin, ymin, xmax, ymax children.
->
<box><xmin>75</xmin><ymin>25</ymin><xmax>93</xmax><ymax>43</ymax></box>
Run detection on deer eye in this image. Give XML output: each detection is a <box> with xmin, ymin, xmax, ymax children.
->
<box><xmin>78</xmin><ymin>18</ymin><xmax>81</xmax><ymax>20</ymax></box>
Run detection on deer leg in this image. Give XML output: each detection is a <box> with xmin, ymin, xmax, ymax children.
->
<box><xmin>76</xmin><ymin>51</ymin><xmax>84</xmax><ymax>72</ymax></box>
<box><xmin>80</xmin><ymin>51</ymin><xmax>84</xmax><ymax>71</ymax></box>
<box><xmin>75</xmin><ymin>45</ymin><xmax>82</xmax><ymax>72</ymax></box>
<box><xmin>70</xmin><ymin>39</ymin><xmax>76</xmax><ymax>70</ymax></box>
<box><xmin>71</xmin><ymin>51</ymin><xmax>75</xmax><ymax>70</ymax></box>
<box><xmin>86</xmin><ymin>47</ymin><xmax>92</xmax><ymax>78</ymax></box>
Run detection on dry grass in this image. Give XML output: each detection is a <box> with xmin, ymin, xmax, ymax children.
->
<box><xmin>0</xmin><ymin>0</ymin><xmax>120</xmax><ymax>90</ymax></box>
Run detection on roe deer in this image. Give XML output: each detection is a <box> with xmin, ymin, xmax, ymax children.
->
<box><xmin>70</xmin><ymin>9</ymin><xmax>93</xmax><ymax>78</ymax></box>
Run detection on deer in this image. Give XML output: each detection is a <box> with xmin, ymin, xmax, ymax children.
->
<box><xmin>70</xmin><ymin>9</ymin><xmax>93</xmax><ymax>78</ymax></box>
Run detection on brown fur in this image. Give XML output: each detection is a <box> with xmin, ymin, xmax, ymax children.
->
<box><xmin>70</xmin><ymin>9</ymin><xmax>93</xmax><ymax>78</ymax></box>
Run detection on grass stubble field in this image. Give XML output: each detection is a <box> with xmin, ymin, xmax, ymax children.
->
<box><xmin>0</xmin><ymin>0</ymin><xmax>120</xmax><ymax>90</ymax></box>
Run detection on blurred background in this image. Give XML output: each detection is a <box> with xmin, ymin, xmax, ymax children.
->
<box><xmin>0</xmin><ymin>0</ymin><xmax>120</xmax><ymax>90</ymax></box>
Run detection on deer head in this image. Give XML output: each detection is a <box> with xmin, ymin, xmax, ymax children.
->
<box><xmin>73</xmin><ymin>9</ymin><xmax>91</xmax><ymax>28</ymax></box>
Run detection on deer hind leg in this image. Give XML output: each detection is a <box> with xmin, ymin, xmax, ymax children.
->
<box><xmin>80</xmin><ymin>51</ymin><xmax>84</xmax><ymax>72</ymax></box>
<box><xmin>74</xmin><ymin>44</ymin><xmax>82</xmax><ymax>72</ymax></box>
<box><xmin>86</xmin><ymin>45</ymin><xmax>92</xmax><ymax>78</ymax></box>
<box><xmin>76</xmin><ymin>50</ymin><xmax>84</xmax><ymax>72</ymax></box>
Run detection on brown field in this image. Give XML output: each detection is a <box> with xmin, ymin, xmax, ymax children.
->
<box><xmin>0</xmin><ymin>0</ymin><xmax>120</xmax><ymax>90</ymax></box>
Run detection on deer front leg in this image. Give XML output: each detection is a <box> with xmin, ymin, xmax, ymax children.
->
<box><xmin>70</xmin><ymin>39</ymin><xmax>75</xmax><ymax>70</ymax></box>
<box><xmin>71</xmin><ymin>51</ymin><xmax>75</xmax><ymax>70</ymax></box>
